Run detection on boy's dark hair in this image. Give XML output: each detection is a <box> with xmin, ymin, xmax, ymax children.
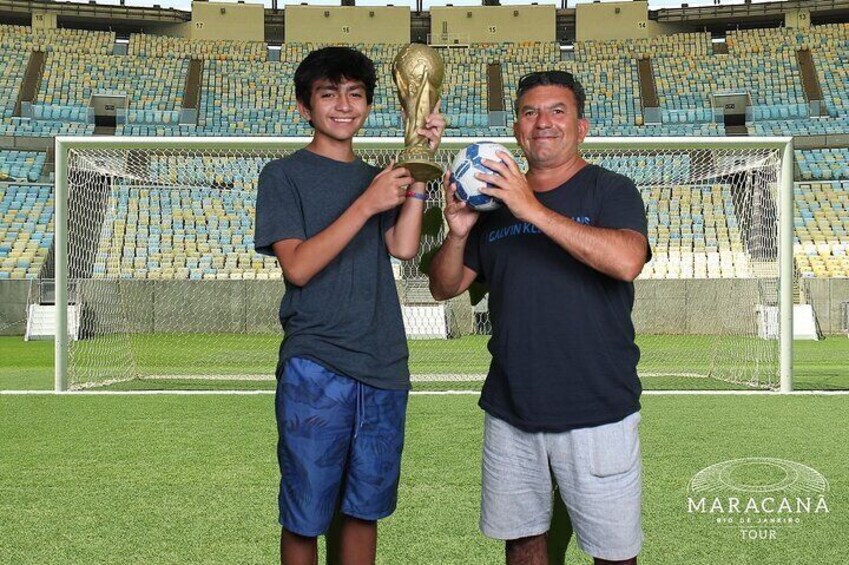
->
<box><xmin>294</xmin><ymin>46</ymin><xmax>377</xmax><ymax>110</ymax></box>
<box><xmin>514</xmin><ymin>70</ymin><xmax>586</xmax><ymax>118</ymax></box>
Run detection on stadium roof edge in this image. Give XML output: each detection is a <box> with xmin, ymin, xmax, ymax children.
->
<box><xmin>0</xmin><ymin>0</ymin><xmax>190</xmax><ymax>26</ymax></box>
<box><xmin>2</xmin><ymin>0</ymin><xmax>849</xmax><ymax>41</ymax></box>
<box><xmin>655</xmin><ymin>0</ymin><xmax>849</xmax><ymax>26</ymax></box>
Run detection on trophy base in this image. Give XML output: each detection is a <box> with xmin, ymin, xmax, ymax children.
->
<box><xmin>395</xmin><ymin>159</ymin><xmax>443</xmax><ymax>183</ymax></box>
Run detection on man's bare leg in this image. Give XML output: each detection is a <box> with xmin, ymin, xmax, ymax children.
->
<box><xmin>506</xmin><ymin>533</ymin><xmax>548</xmax><ymax>565</ymax></box>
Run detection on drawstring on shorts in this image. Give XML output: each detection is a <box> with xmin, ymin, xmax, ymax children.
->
<box><xmin>354</xmin><ymin>381</ymin><xmax>365</xmax><ymax>438</ymax></box>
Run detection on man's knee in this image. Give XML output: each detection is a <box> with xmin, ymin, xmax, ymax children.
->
<box><xmin>506</xmin><ymin>533</ymin><xmax>548</xmax><ymax>565</ymax></box>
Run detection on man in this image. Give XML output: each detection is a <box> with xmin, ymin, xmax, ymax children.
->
<box><xmin>429</xmin><ymin>70</ymin><xmax>650</xmax><ymax>565</ymax></box>
<box><xmin>254</xmin><ymin>46</ymin><xmax>444</xmax><ymax>565</ymax></box>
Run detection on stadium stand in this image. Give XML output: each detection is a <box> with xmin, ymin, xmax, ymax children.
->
<box><xmin>3</xmin><ymin>16</ymin><xmax>849</xmax><ymax>284</ymax></box>
<box><xmin>0</xmin><ymin>183</ymin><xmax>53</xmax><ymax>280</ymax></box>
<box><xmin>90</xmin><ymin>156</ymin><xmax>279</xmax><ymax>280</ymax></box>
<box><xmin>38</xmin><ymin>52</ymin><xmax>187</xmax><ymax>111</ymax></box>
<box><xmin>0</xmin><ymin>150</ymin><xmax>46</xmax><ymax>182</ymax></box>
<box><xmin>640</xmin><ymin>182</ymin><xmax>751</xmax><ymax>280</ymax></box>
<box><xmin>0</xmin><ymin>49</ymin><xmax>27</xmax><ymax>119</ymax></box>
<box><xmin>0</xmin><ymin>24</ymin><xmax>113</xmax><ymax>54</ymax></box>
<box><xmin>0</xmin><ymin>118</ymin><xmax>94</xmax><ymax>137</ymax></box>
<box><xmin>129</xmin><ymin>33</ymin><xmax>266</xmax><ymax>62</ymax></box>
<box><xmin>796</xmin><ymin>148</ymin><xmax>849</xmax><ymax>181</ymax></box>
<box><xmin>795</xmin><ymin>181</ymin><xmax>849</xmax><ymax>277</ymax></box>
<box><xmin>439</xmin><ymin>45</ymin><xmax>490</xmax><ymax>135</ymax></box>
<box><xmin>575</xmin><ymin>32</ymin><xmax>713</xmax><ymax>61</ymax></box>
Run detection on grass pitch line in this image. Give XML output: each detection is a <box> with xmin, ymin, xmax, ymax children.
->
<box><xmin>139</xmin><ymin>374</ymin><xmax>488</xmax><ymax>382</ymax></box>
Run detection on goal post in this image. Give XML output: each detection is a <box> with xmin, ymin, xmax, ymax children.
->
<box><xmin>53</xmin><ymin>136</ymin><xmax>795</xmax><ymax>392</ymax></box>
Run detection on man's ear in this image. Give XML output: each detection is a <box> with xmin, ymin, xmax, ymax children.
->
<box><xmin>578</xmin><ymin>117</ymin><xmax>590</xmax><ymax>143</ymax></box>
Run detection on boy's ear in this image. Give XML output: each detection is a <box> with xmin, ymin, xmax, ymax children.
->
<box><xmin>296</xmin><ymin>99</ymin><xmax>311</xmax><ymax>122</ymax></box>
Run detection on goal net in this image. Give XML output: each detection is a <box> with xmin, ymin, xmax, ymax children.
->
<box><xmin>55</xmin><ymin>137</ymin><xmax>793</xmax><ymax>391</ymax></box>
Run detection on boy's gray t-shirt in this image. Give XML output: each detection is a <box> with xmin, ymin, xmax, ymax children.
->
<box><xmin>254</xmin><ymin>149</ymin><xmax>410</xmax><ymax>390</ymax></box>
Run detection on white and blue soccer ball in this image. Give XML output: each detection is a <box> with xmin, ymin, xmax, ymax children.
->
<box><xmin>449</xmin><ymin>141</ymin><xmax>512</xmax><ymax>212</ymax></box>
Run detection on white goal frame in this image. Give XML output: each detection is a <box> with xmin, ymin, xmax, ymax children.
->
<box><xmin>53</xmin><ymin>136</ymin><xmax>795</xmax><ymax>392</ymax></box>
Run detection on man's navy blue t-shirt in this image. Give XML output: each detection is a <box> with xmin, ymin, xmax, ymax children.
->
<box><xmin>254</xmin><ymin>149</ymin><xmax>410</xmax><ymax>390</ymax></box>
<box><xmin>464</xmin><ymin>164</ymin><xmax>649</xmax><ymax>432</ymax></box>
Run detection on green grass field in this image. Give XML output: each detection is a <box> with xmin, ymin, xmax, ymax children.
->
<box><xmin>1</xmin><ymin>394</ymin><xmax>847</xmax><ymax>564</ymax></box>
<box><xmin>1</xmin><ymin>334</ymin><xmax>847</xmax><ymax>391</ymax></box>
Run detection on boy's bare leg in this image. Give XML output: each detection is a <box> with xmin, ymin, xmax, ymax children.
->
<box><xmin>281</xmin><ymin>528</ymin><xmax>318</xmax><ymax>565</ymax></box>
<box><xmin>327</xmin><ymin>514</ymin><xmax>377</xmax><ymax>565</ymax></box>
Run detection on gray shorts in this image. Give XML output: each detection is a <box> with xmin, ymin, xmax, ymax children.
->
<box><xmin>480</xmin><ymin>411</ymin><xmax>643</xmax><ymax>561</ymax></box>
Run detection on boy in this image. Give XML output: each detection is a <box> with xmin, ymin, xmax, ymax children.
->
<box><xmin>254</xmin><ymin>46</ymin><xmax>444</xmax><ymax>565</ymax></box>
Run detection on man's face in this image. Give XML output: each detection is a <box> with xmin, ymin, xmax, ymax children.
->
<box><xmin>513</xmin><ymin>84</ymin><xmax>589</xmax><ymax>169</ymax></box>
<box><xmin>297</xmin><ymin>78</ymin><xmax>370</xmax><ymax>143</ymax></box>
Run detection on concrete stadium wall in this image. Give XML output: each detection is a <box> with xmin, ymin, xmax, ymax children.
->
<box><xmin>804</xmin><ymin>278</ymin><xmax>849</xmax><ymax>335</ymax></box>
<box><xmin>785</xmin><ymin>8</ymin><xmax>812</xmax><ymax>29</ymax></box>
<box><xmin>76</xmin><ymin>280</ymin><xmax>284</xmax><ymax>336</ymax></box>
<box><xmin>633</xmin><ymin>279</ymin><xmax>761</xmax><ymax>336</ymax></box>
<box><xmin>430</xmin><ymin>6</ymin><xmax>555</xmax><ymax>44</ymax></box>
<box><xmin>285</xmin><ymin>6</ymin><xmax>411</xmax><ymax>45</ymax></box>
<box><xmin>31</xmin><ymin>11</ymin><xmax>57</xmax><ymax>29</ymax></box>
<box><xmin>2</xmin><ymin>279</ymin><xmax>848</xmax><ymax>337</ymax></box>
<box><xmin>151</xmin><ymin>22</ymin><xmax>192</xmax><ymax>39</ymax></box>
<box><xmin>191</xmin><ymin>1</ymin><xmax>265</xmax><ymax>42</ymax></box>
<box><xmin>576</xmin><ymin>1</ymin><xmax>649</xmax><ymax>42</ymax></box>
<box><xmin>0</xmin><ymin>281</ymin><xmax>28</xmax><ymax>336</ymax></box>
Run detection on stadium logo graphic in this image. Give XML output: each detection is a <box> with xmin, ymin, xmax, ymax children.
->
<box><xmin>687</xmin><ymin>458</ymin><xmax>830</xmax><ymax>541</ymax></box>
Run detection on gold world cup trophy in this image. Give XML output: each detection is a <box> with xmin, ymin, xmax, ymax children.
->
<box><xmin>392</xmin><ymin>44</ymin><xmax>445</xmax><ymax>183</ymax></box>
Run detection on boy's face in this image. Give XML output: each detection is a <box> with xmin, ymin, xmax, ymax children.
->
<box><xmin>297</xmin><ymin>78</ymin><xmax>371</xmax><ymax>143</ymax></box>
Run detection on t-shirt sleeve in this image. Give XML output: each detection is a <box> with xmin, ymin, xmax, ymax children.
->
<box><xmin>462</xmin><ymin>220</ymin><xmax>485</xmax><ymax>283</ymax></box>
<box><xmin>254</xmin><ymin>161</ymin><xmax>306</xmax><ymax>256</ymax></box>
<box><xmin>597</xmin><ymin>173</ymin><xmax>652</xmax><ymax>261</ymax></box>
<box><xmin>598</xmin><ymin>174</ymin><xmax>649</xmax><ymax>236</ymax></box>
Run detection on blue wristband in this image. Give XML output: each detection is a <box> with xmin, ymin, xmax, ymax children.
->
<box><xmin>405</xmin><ymin>191</ymin><xmax>427</xmax><ymax>202</ymax></box>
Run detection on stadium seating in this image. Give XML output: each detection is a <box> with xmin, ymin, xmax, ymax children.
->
<box><xmin>811</xmin><ymin>26</ymin><xmax>849</xmax><ymax>118</ymax></box>
<box><xmin>575</xmin><ymin>32</ymin><xmax>712</xmax><ymax>61</ymax></box>
<box><xmin>91</xmin><ymin>156</ymin><xmax>280</xmax><ymax>280</ymax></box>
<box><xmin>38</xmin><ymin>52</ymin><xmax>187</xmax><ymax>112</ymax></box>
<box><xmin>751</xmin><ymin>116</ymin><xmax>849</xmax><ymax>136</ymax></box>
<box><xmin>434</xmin><ymin>44</ymin><xmax>494</xmax><ymax>136</ymax></box>
<box><xmin>638</xmin><ymin>184</ymin><xmax>751</xmax><ymax>279</ymax></box>
<box><xmin>0</xmin><ymin>48</ymin><xmax>27</xmax><ymax>119</ymax></box>
<box><xmin>0</xmin><ymin>150</ymin><xmax>46</xmax><ymax>182</ymax></box>
<box><xmin>0</xmin><ymin>183</ymin><xmax>53</xmax><ymax>280</ymax></box>
<box><xmin>198</xmin><ymin>59</ymin><xmax>303</xmax><ymax>136</ymax></box>
<box><xmin>1</xmin><ymin>22</ymin><xmax>849</xmax><ymax>284</ymax></box>
<box><xmin>0</xmin><ymin>116</ymin><xmax>94</xmax><ymax>137</ymax></box>
<box><xmin>796</xmin><ymin>148</ymin><xmax>849</xmax><ymax>181</ymax></box>
<box><xmin>130</xmin><ymin>33</ymin><xmax>266</xmax><ymax>62</ymax></box>
<box><xmin>0</xmin><ymin>24</ymin><xmax>114</xmax><ymax>54</ymax></box>
<box><xmin>795</xmin><ymin>180</ymin><xmax>849</xmax><ymax>277</ymax></box>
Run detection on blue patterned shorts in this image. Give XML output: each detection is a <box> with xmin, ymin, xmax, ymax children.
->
<box><xmin>275</xmin><ymin>356</ymin><xmax>409</xmax><ymax>536</ymax></box>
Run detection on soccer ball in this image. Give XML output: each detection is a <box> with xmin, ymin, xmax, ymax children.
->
<box><xmin>449</xmin><ymin>141</ymin><xmax>512</xmax><ymax>212</ymax></box>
